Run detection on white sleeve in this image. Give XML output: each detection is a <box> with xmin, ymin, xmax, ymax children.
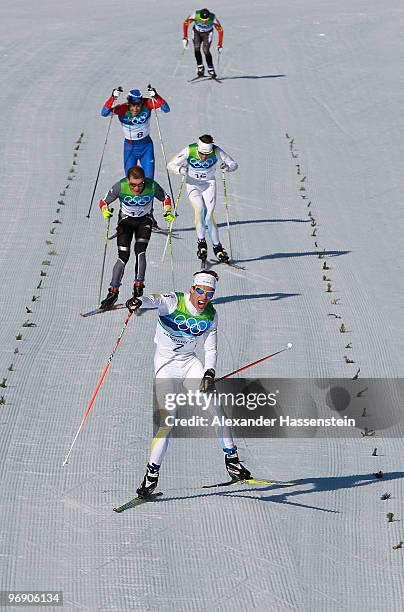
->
<box><xmin>216</xmin><ymin>146</ymin><xmax>238</xmax><ymax>172</ymax></box>
<box><xmin>140</xmin><ymin>293</ymin><xmax>178</xmax><ymax>315</ymax></box>
<box><xmin>203</xmin><ymin>313</ymin><xmax>218</xmax><ymax>371</ymax></box>
<box><xmin>167</xmin><ymin>147</ymin><xmax>189</xmax><ymax>174</ymax></box>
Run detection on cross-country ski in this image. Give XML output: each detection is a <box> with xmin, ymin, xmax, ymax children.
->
<box><xmin>202</xmin><ymin>478</ymin><xmax>296</xmax><ymax>489</ymax></box>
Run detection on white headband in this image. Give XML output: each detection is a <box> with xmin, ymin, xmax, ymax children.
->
<box><xmin>197</xmin><ymin>139</ymin><xmax>214</xmax><ymax>154</ymax></box>
<box><xmin>193</xmin><ymin>272</ymin><xmax>217</xmax><ymax>290</ymax></box>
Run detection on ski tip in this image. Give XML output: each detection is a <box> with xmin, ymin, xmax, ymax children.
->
<box><xmin>113</xmin><ymin>491</ymin><xmax>163</xmax><ymax>512</ymax></box>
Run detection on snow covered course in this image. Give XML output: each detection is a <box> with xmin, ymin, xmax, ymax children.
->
<box><xmin>1</xmin><ymin>0</ymin><xmax>403</xmax><ymax>610</ymax></box>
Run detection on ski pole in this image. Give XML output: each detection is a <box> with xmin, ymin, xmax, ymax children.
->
<box><xmin>164</xmin><ymin>176</ymin><xmax>185</xmax><ymax>289</ymax></box>
<box><xmin>86</xmin><ymin>114</ymin><xmax>114</xmax><ymax>218</ymax></box>
<box><xmin>97</xmin><ymin>215</ymin><xmax>112</xmax><ymax>306</ymax></box>
<box><xmin>222</xmin><ymin>170</ymin><xmax>233</xmax><ymax>260</ymax></box>
<box><xmin>216</xmin><ymin>343</ymin><xmax>293</xmax><ymax>381</ymax></box>
<box><xmin>162</xmin><ymin>175</ymin><xmax>185</xmax><ymax>262</ymax></box>
<box><xmin>149</xmin><ymin>87</ymin><xmax>175</xmax><ymax>204</ymax></box>
<box><xmin>172</xmin><ymin>46</ymin><xmax>187</xmax><ymax>78</ymax></box>
<box><xmin>62</xmin><ymin>312</ymin><xmax>133</xmax><ymax>466</ymax></box>
<box><xmin>217</xmin><ymin>48</ymin><xmax>221</xmax><ymax>76</ymax></box>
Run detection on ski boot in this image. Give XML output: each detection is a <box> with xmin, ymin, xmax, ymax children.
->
<box><xmin>100</xmin><ymin>287</ymin><xmax>119</xmax><ymax>310</ymax></box>
<box><xmin>224</xmin><ymin>447</ymin><xmax>252</xmax><ymax>481</ymax></box>
<box><xmin>213</xmin><ymin>243</ymin><xmax>229</xmax><ymax>263</ymax></box>
<box><xmin>197</xmin><ymin>65</ymin><xmax>205</xmax><ymax>78</ymax></box>
<box><xmin>208</xmin><ymin>67</ymin><xmax>217</xmax><ymax>79</ymax></box>
<box><xmin>133</xmin><ymin>280</ymin><xmax>145</xmax><ymax>297</ymax></box>
<box><xmin>137</xmin><ymin>463</ymin><xmax>160</xmax><ymax>498</ymax></box>
<box><xmin>197</xmin><ymin>239</ymin><xmax>208</xmax><ymax>263</ymax></box>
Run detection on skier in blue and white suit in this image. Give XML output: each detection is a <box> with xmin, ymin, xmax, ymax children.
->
<box><xmin>101</xmin><ymin>86</ymin><xmax>170</xmax><ymax>178</ymax></box>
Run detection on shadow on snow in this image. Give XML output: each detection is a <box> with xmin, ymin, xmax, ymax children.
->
<box><xmin>213</xmin><ymin>293</ymin><xmax>300</xmax><ymax>305</ymax></box>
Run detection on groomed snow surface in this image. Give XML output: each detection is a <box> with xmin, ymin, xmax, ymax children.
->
<box><xmin>1</xmin><ymin>1</ymin><xmax>403</xmax><ymax>610</ymax></box>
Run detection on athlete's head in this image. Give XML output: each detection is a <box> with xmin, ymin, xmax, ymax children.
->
<box><xmin>127</xmin><ymin>89</ymin><xmax>143</xmax><ymax>113</ymax></box>
<box><xmin>127</xmin><ymin>166</ymin><xmax>145</xmax><ymax>192</ymax></box>
<box><xmin>200</xmin><ymin>8</ymin><xmax>210</xmax><ymax>20</ymax></box>
<box><xmin>197</xmin><ymin>134</ymin><xmax>214</xmax><ymax>160</ymax></box>
<box><xmin>190</xmin><ymin>270</ymin><xmax>219</xmax><ymax>311</ymax></box>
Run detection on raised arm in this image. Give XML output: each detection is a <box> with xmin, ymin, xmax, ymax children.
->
<box><xmin>101</xmin><ymin>87</ymin><xmax>125</xmax><ymax>117</ymax></box>
<box><xmin>144</xmin><ymin>88</ymin><xmax>170</xmax><ymax>113</ymax></box>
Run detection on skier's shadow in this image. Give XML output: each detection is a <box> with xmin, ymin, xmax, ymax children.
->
<box><xmin>236</xmin><ymin>249</ymin><xmax>350</xmax><ymax>264</ymax></box>
<box><xmin>176</xmin><ymin>218</ymin><xmax>310</xmax><ymax>233</ymax></box>
<box><xmin>220</xmin><ymin>74</ymin><xmax>287</xmax><ymax>81</ymax></box>
<box><xmin>218</xmin><ymin>471</ymin><xmax>404</xmax><ymax>513</ymax></box>
<box><xmin>213</xmin><ymin>292</ymin><xmax>300</xmax><ymax>305</ymax></box>
<box><xmin>140</xmin><ymin>471</ymin><xmax>404</xmax><ymax>515</ymax></box>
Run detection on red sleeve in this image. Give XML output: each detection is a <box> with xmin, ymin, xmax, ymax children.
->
<box><xmin>214</xmin><ymin>21</ymin><xmax>224</xmax><ymax>46</ymax></box>
<box><xmin>145</xmin><ymin>95</ymin><xmax>166</xmax><ymax>110</ymax></box>
<box><xmin>183</xmin><ymin>17</ymin><xmax>193</xmax><ymax>39</ymax></box>
<box><xmin>111</xmin><ymin>103</ymin><xmax>129</xmax><ymax>116</ymax></box>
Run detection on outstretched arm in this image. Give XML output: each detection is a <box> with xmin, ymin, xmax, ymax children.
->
<box><xmin>127</xmin><ymin>293</ymin><xmax>179</xmax><ymax>314</ymax></box>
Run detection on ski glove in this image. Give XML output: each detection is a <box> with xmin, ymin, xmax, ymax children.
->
<box><xmin>126</xmin><ymin>296</ymin><xmax>142</xmax><ymax>313</ymax></box>
<box><xmin>163</xmin><ymin>211</ymin><xmax>175</xmax><ymax>223</ymax></box>
<box><xmin>220</xmin><ymin>162</ymin><xmax>236</xmax><ymax>172</ymax></box>
<box><xmin>217</xmin><ymin>46</ymin><xmax>222</xmax><ymax>53</ymax></box>
<box><xmin>101</xmin><ymin>204</ymin><xmax>113</xmax><ymax>219</ymax></box>
<box><xmin>182</xmin><ymin>38</ymin><xmax>189</xmax><ymax>49</ymax></box>
<box><xmin>200</xmin><ymin>369</ymin><xmax>216</xmax><ymax>393</ymax></box>
<box><xmin>112</xmin><ymin>86</ymin><xmax>123</xmax><ymax>99</ymax></box>
<box><xmin>147</xmin><ymin>84</ymin><xmax>157</xmax><ymax>97</ymax></box>
<box><xmin>179</xmin><ymin>165</ymin><xmax>188</xmax><ymax>176</ymax></box>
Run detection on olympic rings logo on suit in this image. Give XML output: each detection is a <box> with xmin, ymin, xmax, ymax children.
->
<box><xmin>189</xmin><ymin>158</ymin><xmax>216</xmax><ymax>169</ymax></box>
<box><xmin>122</xmin><ymin>195</ymin><xmax>153</xmax><ymax>205</ymax></box>
<box><xmin>173</xmin><ymin>314</ymin><xmax>209</xmax><ymax>335</ymax></box>
<box><xmin>196</xmin><ymin>24</ymin><xmax>213</xmax><ymax>32</ymax></box>
<box><xmin>125</xmin><ymin>112</ymin><xmax>149</xmax><ymax>125</ymax></box>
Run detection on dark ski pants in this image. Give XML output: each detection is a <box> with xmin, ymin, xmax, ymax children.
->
<box><xmin>193</xmin><ymin>29</ymin><xmax>214</xmax><ymax>69</ymax></box>
<box><xmin>110</xmin><ymin>214</ymin><xmax>152</xmax><ymax>288</ymax></box>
